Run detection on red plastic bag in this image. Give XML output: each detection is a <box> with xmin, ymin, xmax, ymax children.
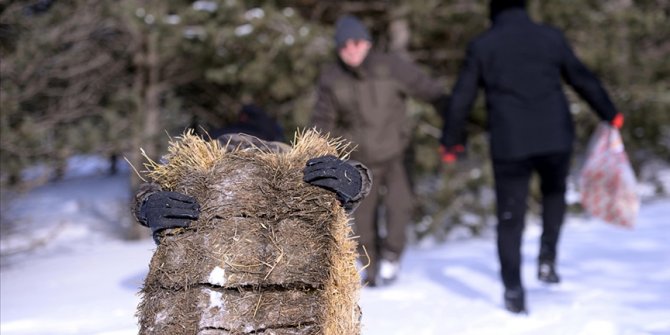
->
<box><xmin>579</xmin><ymin>123</ymin><xmax>639</xmax><ymax>228</ymax></box>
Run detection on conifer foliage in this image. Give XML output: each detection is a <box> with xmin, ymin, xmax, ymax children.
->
<box><xmin>1</xmin><ymin>0</ymin><xmax>667</xmax><ymax>238</ymax></box>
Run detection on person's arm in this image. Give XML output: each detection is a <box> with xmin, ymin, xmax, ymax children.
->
<box><xmin>133</xmin><ymin>183</ymin><xmax>200</xmax><ymax>243</ymax></box>
<box><xmin>559</xmin><ymin>32</ymin><xmax>618</xmax><ymax>122</ymax></box>
<box><xmin>388</xmin><ymin>53</ymin><xmax>447</xmax><ymax>105</ymax></box>
<box><xmin>339</xmin><ymin>160</ymin><xmax>372</xmax><ymax>212</ymax></box>
<box><xmin>303</xmin><ymin>155</ymin><xmax>372</xmax><ymax>213</ymax></box>
<box><xmin>440</xmin><ymin>42</ymin><xmax>481</xmax><ymax>151</ymax></box>
<box><xmin>132</xmin><ymin>183</ymin><xmax>163</xmax><ymax>226</ymax></box>
<box><xmin>310</xmin><ymin>72</ymin><xmax>338</xmax><ymax>133</ymax></box>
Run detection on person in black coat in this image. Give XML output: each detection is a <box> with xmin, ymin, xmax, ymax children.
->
<box><xmin>440</xmin><ymin>0</ymin><xmax>624</xmax><ymax>314</ymax></box>
<box><xmin>210</xmin><ymin>103</ymin><xmax>286</xmax><ymax>143</ymax></box>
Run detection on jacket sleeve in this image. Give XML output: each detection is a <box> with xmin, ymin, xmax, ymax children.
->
<box><xmin>341</xmin><ymin>160</ymin><xmax>372</xmax><ymax>214</ymax></box>
<box><xmin>132</xmin><ymin>182</ymin><xmax>162</xmax><ymax>227</ymax></box>
<box><xmin>441</xmin><ymin>42</ymin><xmax>481</xmax><ymax>148</ymax></box>
<box><xmin>388</xmin><ymin>53</ymin><xmax>446</xmax><ymax>104</ymax></box>
<box><xmin>559</xmin><ymin>33</ymin><xmax>617</xmax><ymax>122</ymax></box>
<box><xmin>309</xmin><ymin>72</ymin><xmax>338</xmax><ymax>133</ymax></box>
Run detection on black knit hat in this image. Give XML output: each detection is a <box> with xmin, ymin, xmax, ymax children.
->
<box><xmin>334</xmin><ymin>15</ymin><xmax>372</xmax><ymax>49</ymax></box>
<box><xmin>490</xmin><ymin>0</ymin><xmax>527</xmax><ymax>20</ymax></box>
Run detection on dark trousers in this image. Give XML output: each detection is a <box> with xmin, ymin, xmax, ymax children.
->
<box><xmin>354</xmin><ymin>155</ymin><xmax>413</xmax><ymax>280</ymax></box>
<box><xmin>492</xmin><ymin>151</ymin><xmax>571</xmax><ymax>289</ymax></box>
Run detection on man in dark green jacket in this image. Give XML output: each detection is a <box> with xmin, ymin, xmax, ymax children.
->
<box><xmin>310</xmin><ymin>15</ymin><xmax>448</xmax><ymax>287</ymax></box>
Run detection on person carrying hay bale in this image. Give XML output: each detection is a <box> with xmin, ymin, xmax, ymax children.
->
<box><xmin>132</xmin><ymin>130</ymin><xmax>371</xmax><ymax>335</ymax></box>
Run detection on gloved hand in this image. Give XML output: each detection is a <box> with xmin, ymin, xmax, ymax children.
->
<box><xmin>303</xmin><ymin>155</ymin><xmax>362</xmax><ymax>206</ymax></box>
<box><xmin>439</xmin><ymin>144</ymin><xmax>465</xmax><ymax>164</ymax></box>
<box><xmin>137</xmin><ymin>191</ymin><xmax>200</xmax><ymax>243</ymax></box>
<box><xmin>611</xmin><ymin>113</ymin><xmax>624</xmax><ymax>129</ymax></box>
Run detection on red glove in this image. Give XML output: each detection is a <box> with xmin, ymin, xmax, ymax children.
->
<box><xmin>439</xmin><ymin>144</ymin><xmax>464</xmax><ymax>164</ymax></box>
<box><xmin>611</xmin><ymin>113</ymin><xmax>624</xmax><ymax>129</ymax></box>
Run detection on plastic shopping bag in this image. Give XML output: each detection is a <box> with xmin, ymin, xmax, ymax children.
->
<box><xmin>579</xmin><ymin>123</ymin><xmax>639</xmax><ymax>228</ymax></box>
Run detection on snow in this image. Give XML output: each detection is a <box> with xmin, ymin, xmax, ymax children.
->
<box><xmin>1</xmin><ymin>157</ymin><xmax>669</xmax><ymax>335</ymax></box>
<box><xmin>206</xmin><ymin>289</ymin><xmax>224</xmax><ymax>309</ymax></box>
<box><xmin>208</xmin><ymin>266</ymin><xmax>227</xmax><ymax>286</ymax></box>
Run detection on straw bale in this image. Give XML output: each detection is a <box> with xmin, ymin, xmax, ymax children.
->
<box><xmin>137</xmin><ymin>130</ymin><xmax>361</xmax><ymax>335</ymax></box>
<box><xmin>138</xmin><ymin>286</ymin><xmax>322</xmax><ymax>334</ymax></box>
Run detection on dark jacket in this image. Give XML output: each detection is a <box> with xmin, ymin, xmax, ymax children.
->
<box><xmin>311</xmin><ymin>51</ymin><xmax>446</xmax><ymax>164</ymax></box>
<box><xmin>442</xmin><ymin>8</ymin><xmax>618</xmax><ymax>160</ymax></box>
<box><xmin>210</xmin><ymin>104</ymin><xmax>285</xmax><ymax>143</ymax></box>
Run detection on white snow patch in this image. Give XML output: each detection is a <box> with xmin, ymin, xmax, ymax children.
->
<box><xmin>208</xmin><ymin>289</ymin><xmax>224</xmax><ymax>309</ymax></box>
<box><xmin>235</xmin><ymin>24</ymin><xmax>253</xmax><ymax>36</ymax></box>
<box><xmin>244</xmin><ymin>8</ymin><xmax>264</xmax><ymax>20</ymax></box>
<box><xmin>193</xmin><ymin>0</ymin><xmax>218</xmax><ymax>12</ymax></box>
<box><xmin>282</xmin><ymin>7</ymin><xmax>295</xmax><ymax>17</ymax></box>
<box><xmin>576</xmin><ymin>320</ymin><xmax>617</xmax><ymax>335</ymax></box>
<box><xmin>208</xmin><ymin>266</ymin><xmax>227</xmax><ymax>286</ymax></box>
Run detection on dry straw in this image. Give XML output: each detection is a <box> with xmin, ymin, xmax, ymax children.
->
<box><xmin>137</xmin><ymin>129</ymin><xmax>361</xmax><ymax>335</ymax></box>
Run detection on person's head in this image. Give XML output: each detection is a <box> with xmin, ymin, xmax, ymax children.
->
<box><xmin>489</xmin><ymin>0</ymin><xmax>526</xmax><ymax>20</ymax></box>
<box><xmin>334</xmin><ymin>15</ymin><xmax>372</xmax><ymax>68</ymax></box>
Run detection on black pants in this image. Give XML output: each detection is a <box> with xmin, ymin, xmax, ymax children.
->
<box><xmin>492</xmin><ymin>151</ymin><xmax>572</xmax><ymax>289</ymax></box>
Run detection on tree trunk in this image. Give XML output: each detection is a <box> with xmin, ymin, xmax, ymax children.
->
<box><xmin>144</xmin><ymin>28</ymin><xmax>161</xmax><ymax>161</ymax></box>
<box><xmin>388</xmin><ymin>15</ymin><xmax>411</xmax><ymax>60</ymax></box>
<box><xmin>126</xmin><ymin>60</ymin><xmax>149</xmax><ymax>239</ymax></box>
<box><xmin>124</xmin><ymin>3</ymin><xmax>169</xmax><ymax>241</ymax></box>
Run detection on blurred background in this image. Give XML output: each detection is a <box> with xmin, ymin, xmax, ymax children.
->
<box><xmin>1</xmin><ymin>0</ymin><xmax>669</xmax><ymax>242</ymax></box>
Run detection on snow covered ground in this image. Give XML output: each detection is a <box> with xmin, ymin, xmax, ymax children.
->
<box><xmin>1</xmin><ymin>158</ymin><xmax>669</xmax><ymax>335</ymax></box>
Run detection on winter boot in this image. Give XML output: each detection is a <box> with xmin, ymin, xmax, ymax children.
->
<box><xmin>538</xmin><ymin>260</ymin><xmax>561</xmax><ymax>284</ymax></box>
<box><xmin>378</xmin><ymin>259</ymin><xmax>400</xmax><ymax>286</ymax></box>
<box><xmin>503</xmin><ymin>287</ymin><xmax>527</xmax><ymax>314</ymax></box>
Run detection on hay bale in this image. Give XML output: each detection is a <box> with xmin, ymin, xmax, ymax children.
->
<box><xmin>137</xmin><ymin>130</ymin><xmax>361</xmax><ymax>335</ymax></box>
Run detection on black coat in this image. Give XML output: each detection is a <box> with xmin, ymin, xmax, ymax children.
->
<box><xmin>210</xmin><ymin>104</ymin><xmax>286</xmax><ymax>143</ymax></box>
<box><xmin>442</xmin><ymin>8</ymin><xmax>617</xmax><ymax>160</ymax></box>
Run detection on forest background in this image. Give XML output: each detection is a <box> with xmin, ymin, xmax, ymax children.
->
<box><xmin>1</xmin><ymin>0</ymin><xmax>668</xmax><ymax>240</ymax></box>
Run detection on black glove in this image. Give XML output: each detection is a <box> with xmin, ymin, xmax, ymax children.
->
<box><xmin>303</xmin><ymin>155</ymin><xmax>362</xmax><ymax>205</ymax></box>
<box><xmin>137</xmin><ymin>191</ymin><xmax>200</xmax><ymax>243</ymax></box>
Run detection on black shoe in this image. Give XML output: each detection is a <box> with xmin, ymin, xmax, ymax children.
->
<box><xmin>538</xmin><ymin>261</ymin><xmax>561</xmax><ymax>284</ymax></box>
<box><xmin>504</xmin><ymin>287</ymin><xmax>527</xmax><ymax>314</ymax></box>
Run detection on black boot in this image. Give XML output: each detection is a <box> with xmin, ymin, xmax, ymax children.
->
<box><xmin>538</xmin><ymin>260</ymin><xmax>561</xmax><ymax>284</ymax></box>
<box><xmin>504</xmin><ymin>287</ymin><xmax>527</xmax><ymax>314</ymax></box>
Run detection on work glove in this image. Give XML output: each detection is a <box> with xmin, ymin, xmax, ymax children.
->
<box><xmin>611</xmin><ymin>113</ymin><xmax>624</xmax><ymax>129</ymax></box>
<box><xmin>303</xmin><ymin>155</ymin><xmax>362</xmax><ymax>206</ymax></box>
<box><xmin>137</xmin><ymin>191</ymin><xmax>200</xmax><ymax>243</ymax></box>
<box><xmin>439</xmin><ymin>144</ymin><xmax>465</xmax><ymax>164</ymax></box>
